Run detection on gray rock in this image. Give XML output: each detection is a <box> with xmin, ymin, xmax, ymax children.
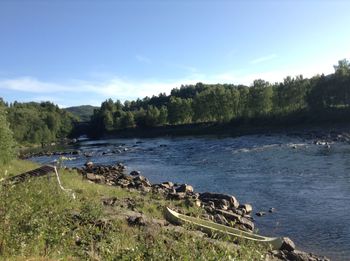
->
<box><xmin>215</xmin><ymin>209</ymin><xmax>255</xmax><ymax>231</ymax></box>
<box><xmin>160</xmin><ymin>181</ymin><xmax>174</xmax><ymax>189</ymax></box>
<box><xmin>199</xmin><ymin>192</ymin><xmax>239</xmax><ymax>209</ymax></box>
<box><xmin>214</xmin><ymin>214</ymin><xmax>228</xmax><ymax>225</ymax></box>
<box><xmin>176</xmin><ymin>184</ymin><xmax>194</xmax><ymax>193</ymax></box>
<box><xmin>207</xmin><ymin>201</ymin><xmax>215</xmax><ymax>209</ymax></box>
<box><xmin>280</xmin><ymin>237</ymin><xmax>295</xmax><ymax>252</ymax></box>
<box><xmin>239</xmin><ymin>203</ymin><xmax>253</xmax><ymax>214</ymax></box>
<box><xmin>218</xmin><ymin>199</ymin><xmax>230</xmax><ymax>210</ymax></box>
<box><xmin>85</xmin><ymin>161</ymin><xmax>94</xmax><ymax>167</ymax></box>
<box><xmin>133</xmin><ymin>175</ymin><xmax>151</xmax><ymax>187</ymax></box>
<box><xmin>116</xmin><ymin>179</ymin><xmax>130</xmax><ymax>188</ymax></box>
<box><xmin>256</xmin><ymin>211</ymin><xmax>266</xmax><ymax>217</ymax></box>
<box><xmin>139</xmin><ymin>186</ymin><xmax>151</xmax><ymax>193</ymax></box>
<box><xmin>290</xmin><ymin>250</ymin><xmax>330</xmax><ymax>261</ymax></box>
<box><xmin>117</xmin><ymin>162</ymin><xmax>125</xmax><ymax>169</ymax></box>
<box><xmin>130</xmin><ymin>170</ymin><xmax>141</xmax><ymax>176</ymax></box>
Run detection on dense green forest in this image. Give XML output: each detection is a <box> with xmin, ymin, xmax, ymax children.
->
<box><xmin>89</xmin><ymin>59</ymin><xmax>350</xmax><ymax>137</ymax></box>
<box><xmin>65</xmin><ymin>105</ymin><xmax>98</xmax><ymax>122</ymax></box>
<box><xmin>0</xmin><ymin>99</ymin><xmax>75</xmax><ymax>145</ymax></box>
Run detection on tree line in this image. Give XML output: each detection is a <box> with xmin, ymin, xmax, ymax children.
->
<box><xmin>89</xmin><ymin>59</ymin><xmax>350</xmax><ymax>136</ymax></box>
<box><xmin>1</xmin><ymin>58</ymin><xmax>349</xmax><ymax>158</ymax></box>
<box><xmin>0</xmin><ymin>100</ymin><xmax>16</xmax><ymax>164</ymax></box>
<box><xmin>0</xmin><ymin>100</ymin><xmax>75</xmax><ymax>147</ymax></box>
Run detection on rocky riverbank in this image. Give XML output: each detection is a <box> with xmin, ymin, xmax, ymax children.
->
<box><xmin>66</xmin><ymin>162</ymin><xmax>330</xmax><ymax>261</ymax></box>
<box><xmin>20</xmin><ymin>125</ymin><xmax>350</xmax><ymax>161</ymax></box>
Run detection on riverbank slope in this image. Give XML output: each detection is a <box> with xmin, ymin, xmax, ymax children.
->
<box><xmin>0</xmin><ymin>160</ymin><xmax>329</xmax><ymax>260</ymax></box>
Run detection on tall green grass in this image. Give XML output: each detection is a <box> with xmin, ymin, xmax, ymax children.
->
<box><xmin>0</xmin><ymin>160</ymin><xmax>268</xmax><ymax>260</ymax></box>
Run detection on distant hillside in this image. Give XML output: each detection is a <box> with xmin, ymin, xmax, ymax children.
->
<box><xmin>65</xmin><ymin>105</ymin><xmax>98</xmax><ymax>122</ymax></box>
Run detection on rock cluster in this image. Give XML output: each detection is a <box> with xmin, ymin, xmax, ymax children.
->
<box><xmin>268</xmin><ymin>249</ymin><xmax>330</xmax><ymax>261</ymax></box>
<box><xmin>74</xmin><ymin>162</ymin><xmax>329</xmax><ymax>261</ymax></box>
<box><xmin>288</xmin><ymin>129</ymin><xmax>350</xmax><ymax>144</ymax></box>
<box><xmin>20</xmin><ymin>150</ymin><xmax>81</xmax><ymax>159</ymax></box>
<box><xmin>76</xmin><ymin>162</ymin><xmax>256</xmax><ymax>232</ymax></box>
<box><xmin>77</xmin><ymin>163</ymin><xmax>152</xmax><ymax>190</ymax></box>
<box><xmin>198</xmin><ymin>192</ymin><xmax>255</xmax><ymax>231</ymax></box>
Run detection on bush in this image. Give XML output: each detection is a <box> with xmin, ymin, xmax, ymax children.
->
<box><xmin>0</xmin><ymin>106</ymin><xmax>16</xmax><ymax>164</ymax></box>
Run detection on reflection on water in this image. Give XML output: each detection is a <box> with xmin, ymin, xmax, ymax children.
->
<box><xmin>31</xmin><ymin>134</ymin><xmax>350</xmax><ymax>260</ymax></box>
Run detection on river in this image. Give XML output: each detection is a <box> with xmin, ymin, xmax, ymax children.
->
<box><xmin>30</xmin><ymin>134</ymin><xmax>350</xmax><ymax>260</ymax></box>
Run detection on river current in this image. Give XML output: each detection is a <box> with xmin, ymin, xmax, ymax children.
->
<box><xmin>30</xmin><ymin>134</ymin><xmax>350</xmax><ymax>260</ymax></box>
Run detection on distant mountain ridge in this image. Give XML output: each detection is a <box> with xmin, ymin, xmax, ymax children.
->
<box><xmin>65</xmin><ymin>105</ymin><xmax>98</xmax><ymax>122</ymax></box>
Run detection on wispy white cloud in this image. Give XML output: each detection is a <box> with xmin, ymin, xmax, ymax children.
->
<box><xmin>250</xmin><ymin>54</ymin><xmax>277</xmax><ymax>64</ymax></box>
<box><xmin>135</xmin><ymin>54</ymin><xmax>152</xmax><ymax>64</ymax></box>
<box><xmin>0</xmin><ymin>75</ymin><xmax>199</xmax><ymax>107</ymax></box>
<box><xmin>0</xmin><ymin>77</ymin><xmax>73</xmax><ymax>93</ymax></box>
<box><xmin>213</xmin><ymin>54</ymin><xmax>343</xmax><ymax>85</ymax></box>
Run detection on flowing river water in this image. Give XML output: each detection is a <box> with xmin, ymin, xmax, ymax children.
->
<box><xmin>30</xmin><ymin>134</ymin><xmax>350</xmax><ymax>260</ymax></box>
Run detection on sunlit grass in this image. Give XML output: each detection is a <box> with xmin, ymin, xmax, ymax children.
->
<box><xmin>0</xmin><ymin>160</ymin><xmax>268</xmax><ymax>260</ymax></box>
<box><xmin>0</xmin><ymin>159</ymin><xmax>39</xmax><ymax>179</ymax></box>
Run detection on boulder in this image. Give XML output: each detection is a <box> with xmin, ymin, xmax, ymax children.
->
<box><xmin>206</xmin><ymin>201</ymin><xmax>215</xmax><ymax>209</ymax></box>
<box><xmin>117</xmin><ymin>163</ymin><xmax>125</xmax><ymax>169</ymax></box>
<box><xmin>133</xmin><ymin>175</ymin><xmax>151</xmax><ymax>187</ymax></box>
<box><xmin>199</xmin><ymin>192</ymin><xmax>239</xmax><ymax>209</ymax></box>
<box><xmin>230</xmin><ymin>208</ymin><xmax>244</xmax><ymax>216</ymax></box>
<box><xmin>160</xmin><ymin>181</ymin><xmax>174</xmax><ymax>189</ymax></box>
<box><xmin>218</xmin><ymin>199</ymin><xmax>230</xmax><ymax>210</ymax></box>
<box><xmin>280</xmin><ymin>237</ymin><xmax>295</xmax><ymax>252</ymax></box>
<box><xmin>214</xmin><ymin>214</ymin><xmax>228</xmax><ymax>225</ymax></box>
<box><xmin>192</xmin><ymin>192</ymin><xmax>200</xmax><ymax>200</ymax></box>
<box><xmin>151</xmin><ymin>185</ymin><xmax>166</xmax><ymax>195</ymax></box>
<box><xmin>215</xmin><ymin>209</ymin><xmax>254</xmax><ymax>231</ymax></box>
<box><xmin>85</xmin><ymin>161</ymin><xmax>94</xmax><ymax>167</ymax></box>
<box><xmin>116</xmin><ymin>179</ymin><xmax>130</xmax><ymax>188</ymax></box>
<box><xmin>239</xmin><ymin>203</ymin><xmax>253</xmax><ymax>214</ymax></box>
<box><xmin>130</xmin><ymin>170</ymin><xmax>141</xmax><ymax>176</ymax></box>
<box><xmin>237</xmin><ymin>217</ymin><xmax>254</xmax><ymax>231</ymax></box>
<box><xmin>288</xmin><ymin>250</ymin><xmax>331</xmax><ymax>261</ymax></box>
<box><xmin>139</xmin><ymin>186</ymin><xmax>151</xmax><ymax>193</ymax></box>
<box><xmin>256</xmin><ymin>211</ymin><xmax>266</xmax><ymax>217</ymax></box>
<box><xmin>119</xmin><ymin>174</ymin><xmax>133</xmax><ymax>181</ymax></box>
<box><xmin>176</xmin><ymin>184</ymin><xmax>194</xmax><ymax>193</ymax></box>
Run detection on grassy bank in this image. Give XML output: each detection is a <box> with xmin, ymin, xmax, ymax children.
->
<box><xmin>0</xmin><ymin>160</ymin><xmax>268</xmax><ymax>260</ymax></box>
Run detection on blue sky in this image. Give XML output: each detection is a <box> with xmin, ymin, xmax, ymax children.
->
<box><xmin>0</xmin><ymin>0</ymin><xmax>349</xmax><ymax>107</ymax></box>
